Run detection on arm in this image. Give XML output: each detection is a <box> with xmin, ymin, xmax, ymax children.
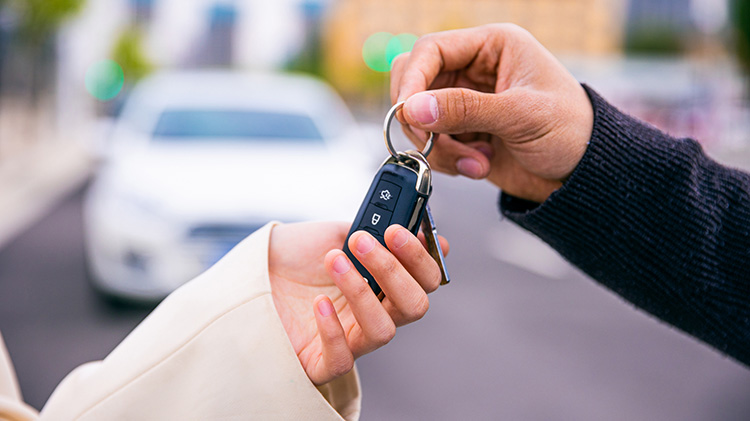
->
<box><xmin>501</xmin><ymin>86</ymin><xmax>750</xmax><ymax>364</ymax></box>
<box><xmin>39</xmin><ymin>222</ymin><xmax>446</xmax><ymax>420</ymax></box>
<box><xmin>391</xmin><ymin>23</ymin><xmax>750</xmax><ymax>365</ymax></box>
<box><xmin>40</xmin><ymin>223</ymin><xmax>361</xmax><ymax>420</ymax></box>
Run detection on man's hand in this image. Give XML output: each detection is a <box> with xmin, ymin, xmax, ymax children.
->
<box><xmin>391</xmin><ymin>23</ymin><xmax>594</xmax><ymax>203</ymax></box>
<box><xmin>269</xmin><ymin>222</ymin><xmax>449</xmax><ymax>386</ymax></box>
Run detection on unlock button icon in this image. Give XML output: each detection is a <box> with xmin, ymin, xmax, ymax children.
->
<box><xmin>363</xmin><ymin>204</ymin><xmax>392</xmax><ymax>236</ymax></box>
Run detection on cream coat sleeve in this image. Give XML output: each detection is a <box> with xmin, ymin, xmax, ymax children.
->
<box><xmin>0</xmin><ymin>333</ymin><xmax>39</xmax><ymax>421</ymax></box>
<box><xmin>37</xmin><ymin>223</ymin><xmax>361</xmax><ymax>420</ymax></box>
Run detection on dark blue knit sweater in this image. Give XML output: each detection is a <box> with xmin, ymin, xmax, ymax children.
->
<box><xmin>500</xmin><ymin>86</ymin><xmax>750</xmax><ymax>366</ymax></box>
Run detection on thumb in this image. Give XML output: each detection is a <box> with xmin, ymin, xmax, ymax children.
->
<box><xmin>403</xmin><ymin>88</ymin><xmax>511</xmax><ymax>135</ymax></box>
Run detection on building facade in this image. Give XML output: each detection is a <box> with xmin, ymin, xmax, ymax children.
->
<box><xmin>322</xmin><ymin>0</ymin><xmax>627</xmax><ymax>95</ymax></box>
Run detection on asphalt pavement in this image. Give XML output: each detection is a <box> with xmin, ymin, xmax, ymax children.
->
<box><xmin>1</xmin><ymin>173</ymin><xmax>749</xmax><ymax>420</ymax></box>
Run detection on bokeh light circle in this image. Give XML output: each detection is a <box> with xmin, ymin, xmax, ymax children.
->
<box><xmin>363</xmin><ymin>32</ymin><xmax>419</xmax><ymax>72</ymax></box>
<box><xmin>85</xmin><ymin>60</ymin><xmax>124</xmax><ymax>101</ymax></box>
<box><xmin>386</xmin><ymin>33</ymin><xmax>418</xmax><ymax>68</ymax></box>
<box><xmin>362</xmin><ymin>32</ymin><xmax>393</xmax><ymax>72</ymax></box>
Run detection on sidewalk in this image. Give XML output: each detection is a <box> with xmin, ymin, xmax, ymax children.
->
<box><xmin>0</xmin><ymin>139</ymin><xmax>92</xmax><ymax>250</ymax></box>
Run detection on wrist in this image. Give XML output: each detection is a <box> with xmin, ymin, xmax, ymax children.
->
<box><xmin>556</xmin><ymin>82</ymin><xmax>595</xmax><ymax>181</ymax></box>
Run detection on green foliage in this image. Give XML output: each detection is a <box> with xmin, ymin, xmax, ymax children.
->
<box><xmin>286</xmin><ymin>36</ymin><xmax>324</xmax><ymax>78</ymax></box>
<box><xmin>625</xmin><ymin>23</ymin><xmax>685</xmax><ymax>56</ymax></box>
<box><xmin>111</xmin><ymin>27</ymin><xmax>153</xmax><ymax>85</ymax></box>
<box><xmin>733</xmin><ymin>0</ymin><xmax>750</xmax><ymax>72</ymax></box>
<box><xmin>12</xmin><ymin>0</ymin><xmax>85</xmax><ymax>46</ymax></box>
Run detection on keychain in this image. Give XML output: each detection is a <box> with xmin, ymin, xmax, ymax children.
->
<box><xmin>343</xmin><ymin>101</ymin><xmax>450</xmax><ymax>298</ymax></box>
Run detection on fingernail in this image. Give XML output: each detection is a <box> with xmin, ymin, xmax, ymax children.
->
<box><xmin>456</xmin><ymin>157</ymin><xmax>484</xmax><ymax>179</ymax></box>
<box><xmin>317</xmin><ymin>299</ymin><xmax>334</xmax><ymax>317</ymax></box>
<box><xmin>392</xmin><ymin>228</ymin><xmax>409</xmax><ymax>249</ymax></box>
<box><xmin>406</xmin><ymin>92</ymin><xmax>438</xmax><ymax>125</ymax></box>
<box><xmin>332</xmin><ymin>255</ymin><xmax>350</xmax><ymax>274</ymax></box>
<box><xmin>356</xmin><ymin>234</ymin><xmax>375</xmax><ymax>254</ymax></box>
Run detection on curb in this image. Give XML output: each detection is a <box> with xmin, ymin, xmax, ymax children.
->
<box><xmin>0</xmin><ymin>141</ymin><xmax>93</xmax><ymax>250</ymax></box>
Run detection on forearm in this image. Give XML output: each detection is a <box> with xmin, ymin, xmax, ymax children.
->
<box><xmin>501</xmin><ymin>86</ymin><xmax>750</xmax><ymax>364</ymax></box>
<box><xmin>40</xmin><ymin>224</ymin><xmax>360</xmax><ymax>420</ymax></box>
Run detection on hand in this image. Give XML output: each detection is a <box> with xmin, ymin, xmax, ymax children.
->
<box><xmin>268</xmin><ymin>222</ymin><xmax>449</xmax><ymax>386</ymax></box>
<box><xmin>391</xmin><ymin>23</ymin><xmax>594</xmax><ymax>203</ymax></box>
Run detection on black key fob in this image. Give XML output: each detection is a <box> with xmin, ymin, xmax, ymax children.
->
<box><xmin>343</xmin><ymin>152</ymin><xmax>431</xmax><ymax>297</ymax></box>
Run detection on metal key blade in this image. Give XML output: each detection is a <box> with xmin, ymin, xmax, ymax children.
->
<box><xmin>421</xmin><ymin>204</ymin><xmax>450</xmax><ymax>285</ymax></box>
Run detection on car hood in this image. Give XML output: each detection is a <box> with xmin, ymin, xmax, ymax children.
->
<box><xmin>96</xmin><ymin>143</ymin><xmax>374</xmax><ymax>224</ymax></box>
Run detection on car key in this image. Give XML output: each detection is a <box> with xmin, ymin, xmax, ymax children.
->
<box><xmin>420</xmin><ymin>203</ymin><xmax>449</xmax><ymax>287</ymax></box>
<box><xmin>343</xmin><ymin>102</ymin><xmax>450</xmax><ymax>298</ymax></box>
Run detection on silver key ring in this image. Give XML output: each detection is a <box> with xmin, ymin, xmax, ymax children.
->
<box><xmin>384</xmin><ymin>101</ymin><xmax>435</xmax><ymax>159</ymax></box>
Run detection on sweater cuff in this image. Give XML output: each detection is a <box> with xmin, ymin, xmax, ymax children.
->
<box><xmin>499</xmin><ymin>84</ymin><xmax>685</xmax><ymax>249</ymax></box>
<box><xmin>497</xmin><ymin>84</ymin><xmax>750</xmax><ymax>364</ymax></box>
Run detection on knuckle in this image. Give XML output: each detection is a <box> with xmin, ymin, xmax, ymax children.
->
<box><xmin>371</xmin><ymin>321</ymin><xmax>396</xmax><ymax>346</ymax></box>
<box><xmin>497</xmin><ymin>22</ymin><xmax>526</xmax><ymax>38</ymax></box>
<box><xmin>414</xmin><ymin>247</ymin><xmax>442</xmax><ymax>293</ymax></box>
<box><xmin>459</xmin><ymin>89</ymin><xmax>476</xmax><ymax>119</ymax></box>
<box><xmin>499</xmin><ymin>22</ymin><xmax>522</xmax><ymax>33</ymax></box>
<box><xmin>412</xmin><ymin>34</ymin><xmax>434</xmax><ymax>51</ymax></box>
<box><xmin>424</xmin><ymin>271</ymin><xmax>441</xmax><ymax>293</ymax></box>
<box><xmin>350</xmin><ymin>279</ymin><xmax>372</xmax><ymax>300</ymax></box>
<box><xmin>330</xmin><ymin>354</ymin><xmax>354</xmax><ymax>377</ymax></box>
<box><xmin>372</xmin><ymin>252</ymin><xmax>399</xmax><ymax>278</ymax></box>
<box><xmin>487</xmin><ymin>23</ymin><xmax>533</xmax><ymax>50</ymax></box>
<box><xmin>392</xmin><ymin>52</ymin><xmax>409</xmax><ymax>69</ymax></box>
<box><xmin>404</xmin><ymin>294</ymin><xmax>430</xmax><ymax>321</ymax></box>
<box><xmin>444</xmin><ymin>89</ymin><xmax>479</xmax><ymax>131</ymax></box>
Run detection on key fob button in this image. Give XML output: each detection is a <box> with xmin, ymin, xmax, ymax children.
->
<box><xmin>371</xmin><ymin>180</ymin><xmax>401</xmax><ymax>211</ymax></box>
<box><xmin>362</xmin><ymin>226</ymin><xmax>382</xmax><ymax>239</ymax></box>
<box><xmin>361</xmin><ymin>204</ymin><xmax>393</xmax><ymax>236</ymax></box>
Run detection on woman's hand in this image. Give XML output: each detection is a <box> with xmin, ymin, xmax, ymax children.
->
<box><xmin>391</xmin><ymin>23</ymin><xmax>594</xmax><ymax>203</ymax></box>
<box><xmin>269</xmin><ymin>222</ymin><xmax>448</xmax><ymax>385</ymax></box>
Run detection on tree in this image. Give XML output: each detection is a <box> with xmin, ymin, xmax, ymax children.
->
<box><xmin>112</xmin><ymin>26</ymin><xmax>153</xmax><ymax>85</ymax></box>
<box><xmin>734</xmin><ymin>0</ymin><xmax>750</xmax><ymax>74</ymax></box>
<box><xmin>14</xmin><ymin>0</ymin><xmax>84</xmax><ymax>46</ymax></box>
<box><xmin>9</xmin><ymin>0</ymin><xmax>85</xmax><ymax>102</ymax></box>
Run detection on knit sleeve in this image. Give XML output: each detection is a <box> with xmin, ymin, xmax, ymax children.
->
<box><xmin>500</xmin><ymin>85</ymin><xmax>750</xmax><ymax>365</ymax></box>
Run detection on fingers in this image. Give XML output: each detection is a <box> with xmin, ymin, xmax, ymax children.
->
<box><xmin>324</xmin><ymin>249</ymin><xmax>396</xmax><ymax>356</ymax></box>
<box><xmin>384</xmin><ymin>225</ymin><xmax>443</xmax><ymax>293</ymax></box>
<box><xmin>395</xmin><ymin>25</ymin><xmax>510</xmax><ymax>103</ymax></box>
<box><xmin>309</xmin><ymin>295</ymin><xmax>354</xmax><ymax>385</ymax></box>
<box><xmin>403</xmin><ymin>88</ymin><xmax>520</xmax><ymax>136</ymax></box>
<box><xmin>400</xmin><ymin>124</ymin><xmax>431</xmax><ymax>153</ymax></box>
<box><xmin>322</xmin><ymin>228</ymin><xmax>448</xmax><ymax>358</ymax></box>
<box><xmin>348</xmin><ymin>230</ymin><xmax>432</xmax><ymax>326</ymax></box>
<box><xmin>390</xmin><ymin>52</ymin><xmax>410</xmax><ymax>105</ymax></box>
<box><xmin>426</xmin><ymin>135</ymin><xmax>494</xmax><ymax>179</ymax></box>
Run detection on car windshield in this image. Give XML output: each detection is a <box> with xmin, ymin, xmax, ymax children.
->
<box><xmin>152</xmin><ymin>109</ymin><xmax>324</xmax><ymax>142</ymax></box>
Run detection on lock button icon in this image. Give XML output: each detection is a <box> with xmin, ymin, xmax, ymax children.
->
<box><xmin>362</xmin><ymin>204</ymin><xmax>392</xmax><ymax>236</ymax></box>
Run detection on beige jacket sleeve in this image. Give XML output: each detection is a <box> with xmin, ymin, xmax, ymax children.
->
<box><xmin>0</xmin><ymin>334</ymin><xmax>38</xmax><ymax>421</ymax></box>
<box><xmin>0</xmin><ymin>223</ymin><xmax>361</xmax><ymax>420</ymax></box>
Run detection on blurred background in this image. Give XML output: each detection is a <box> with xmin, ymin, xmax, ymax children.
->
<box><xmin>1</xmin><ymin>0</ymin><xmax>750</xmax><ymax>419</ymax></box>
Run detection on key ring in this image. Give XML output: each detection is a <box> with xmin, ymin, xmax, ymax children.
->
<box><xmin>384</xmin><ymin>101</ymin><xmax>435</xmax><ymax>159</ymax></box>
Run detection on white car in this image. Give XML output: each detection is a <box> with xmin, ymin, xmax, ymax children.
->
<box><xmin>84</xmin><ymin>71</ymin><xmax>375</xmax><ymax>302</ymax></box>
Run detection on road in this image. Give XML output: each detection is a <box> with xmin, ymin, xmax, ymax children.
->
<box><xmin>1</xmin><ymin>176</ymin><xmax>750</xmax><ymax>420</ymax></box>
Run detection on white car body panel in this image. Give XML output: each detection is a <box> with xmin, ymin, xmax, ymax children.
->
<box><xmin>84</xmin><ymin>71</ymin><xmax>375</xmax><ymax>301</ymax></box>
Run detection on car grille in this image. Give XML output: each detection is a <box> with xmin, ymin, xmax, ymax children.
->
<box><xmin>187</xmin><ymin>223</ymin><xmax>266</xmax><ymax>267</ymax></box>
<box><xmin>188</xmin><ymin>223</ymin><xmax>265</xmax><ymax>241</ymax></box>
